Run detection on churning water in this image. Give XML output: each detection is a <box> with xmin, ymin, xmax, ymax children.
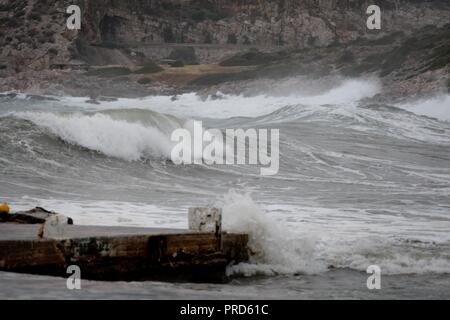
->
<box><xmin>1</xmin><ymin>78</ymin><xmax>449</xmax><ymax>299</ymax></box>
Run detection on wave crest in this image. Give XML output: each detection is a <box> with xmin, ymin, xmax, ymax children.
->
<box><xmin>13</xmin><ymin>110</ymin><xmax>181</xmax><ymax>161</ymax></box>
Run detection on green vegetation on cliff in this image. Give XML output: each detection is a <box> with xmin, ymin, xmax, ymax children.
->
<box><xmin>86</xmin><ymin>67</ymin><xmax>132</xmax><ymax>77</ymax></box>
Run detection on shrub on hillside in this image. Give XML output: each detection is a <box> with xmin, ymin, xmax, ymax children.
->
<box><xmin>167</xmin><ymin>47</ymin><xmax>198</xmax><ymax>65</ymax></box>
<box><xmin>86</xmin><ymin>67</ymin><xmax>132</xmax><ymax>77</ymax></box>
<box><xmin>219</xmin><ymin>49</ymin><xmax>278</xmax><ymax>66</ymax></box>
<box><xmin>137</xmin><ymin>77</ymin><xmax>152</xmax><ymax>85</ymax></box>
<box><xmin>133</xmin><ymin>61</ymin><xmax>163</xmax><ymax>74</ymax></box>
<box><xmin>170</xmin><ymin>60</ymin><xmax>185</xmax><ymax>68</ymax></box>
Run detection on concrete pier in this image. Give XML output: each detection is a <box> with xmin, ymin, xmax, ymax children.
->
<box><xmin>0</xmin><ymin>209</ymin><xmax>249</xmax><ymax>283</ymax></box>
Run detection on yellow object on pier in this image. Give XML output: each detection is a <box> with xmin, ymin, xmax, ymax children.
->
<box><xmin>0</xmin><ymin>202</ymin><xmax>10</xmax><ymax>214</ymax></box>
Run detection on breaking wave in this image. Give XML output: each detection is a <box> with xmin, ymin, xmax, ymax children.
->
<box><xmin>34</xmin><ymin>78</ymin><xmax>381</xmax><ymax>119</ymax></box>
<box><xmin>11</xmin><ymin>110</ymin><xmax>182</xmax><ymax>161</ymax></box>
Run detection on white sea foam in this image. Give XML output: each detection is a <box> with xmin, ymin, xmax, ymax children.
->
<box><xmin>8</xmin><ymin>197</ymin><xmax>187</xmax><ymax>228</ymax></box>
<box><xmin>13</xmin><ymin>111</ymin><xmax>177</xmax><ymax>161</ymax></box>
<box><xmin>55</xmin><ymin>78</ymin><xmax>381</xmax><ymax>119</ymax></box>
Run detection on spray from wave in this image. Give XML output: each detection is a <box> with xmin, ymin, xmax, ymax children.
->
<box><xmin>397</xmin><ymin>95</ymin><xmax>450</xmax><ymax>122</ymax></box>
<box><xmin>220</xmin><ymin>191</ymin><xmax>324</xmax><ymax>276</ymax></box>
<box><xmin>43</xmin><ymin>78</ymin><xmax>381</xmax><ymax>119</ymax></box>
<box><xmin>220</xmin><ymin>191</ymin><xmax>450</xmax><ymax>276</ymax></box>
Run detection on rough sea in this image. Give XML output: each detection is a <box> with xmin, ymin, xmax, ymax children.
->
<box><xmin>1</xmin><ymin>78</ymin><xmax>449</xmax><ymax>299</ymax></box>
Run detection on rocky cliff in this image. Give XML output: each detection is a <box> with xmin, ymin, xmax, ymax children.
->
<box><xmin>77</xmin><ymin>0</ymin><xmax>449</xmax><ymax>47</ymax></box>
<box><xmin>1</xmin><ymin>0</ymin><xmax>449</xmax><ymax>72</ymax></box>
<box><xmin>0</xmin><ymin>0</ymin><xmax>449</xmax><ymax>98</ymax></box>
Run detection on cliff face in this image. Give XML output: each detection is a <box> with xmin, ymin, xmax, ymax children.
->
<box><xmin>69</xmin><ymin>0</ymin><xmax>449</xmax><ymax>63</ymax></box>
<box><xmin>0</xmin><ymin>0</ymin><xmax>449</xmax><ymax>72</ymax></box>
<box><xmin>77</xmin><ymin>0</ymin><xmax>450</xmax><ymax>46</ymax></box>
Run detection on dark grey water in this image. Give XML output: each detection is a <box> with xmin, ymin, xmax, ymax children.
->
<box><xmin>1</xmin><ymin>270</ymin><xmax>449</xmax><ymax>299</ymax></box>
<box><xmin>1</xmin><ymin>79</ymin><xmax>449</xmax><ymax>299</ymax></box>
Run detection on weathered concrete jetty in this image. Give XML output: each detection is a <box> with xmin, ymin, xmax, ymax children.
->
<box><xmin>0</xmin><ymin>207</ymin><xmax>249</xmax><ymax>283</ymax></box>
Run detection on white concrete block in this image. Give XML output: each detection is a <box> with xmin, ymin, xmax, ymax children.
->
<box><xmin>41</xmin><ymin>214</ymin><xmax>71</xmax><ymax>239</ymax></box>
<box><xmin>188</xmin><ymin>207</ymin><xmax>222</xmax><ymax>234</ymax></box>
